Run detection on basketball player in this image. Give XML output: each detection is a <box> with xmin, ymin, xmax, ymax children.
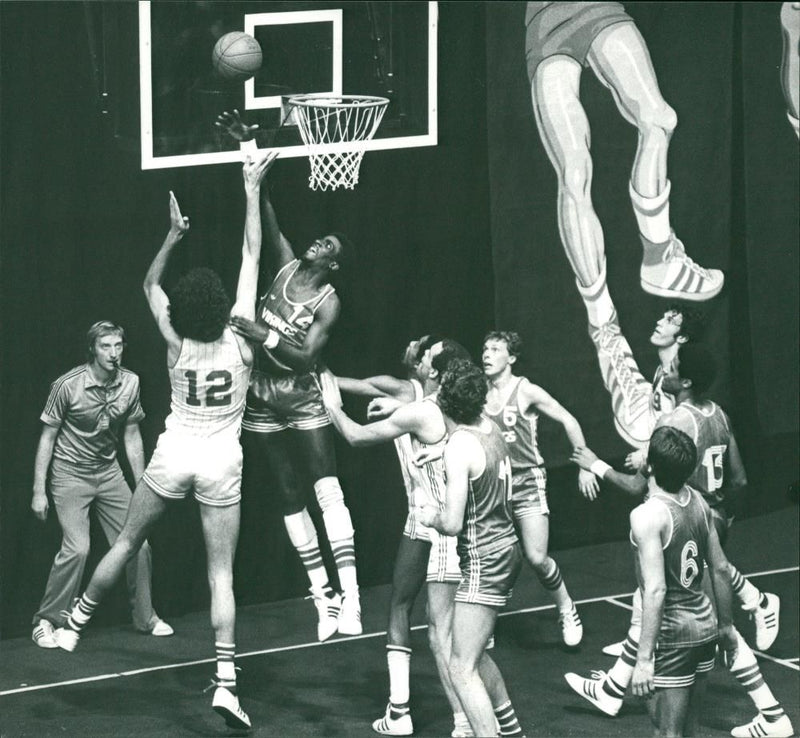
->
<box><xmin>482</xmin><ymin>331</ymin><xmax>596</xmax><ymax>646</ymax></box>
<box><xmin>415</xmin><ymin>359</ymin><xmax>526</xmax><ymax>738</ymax></box>
<box><xmin>54</xmin><ymin>154</ymin><xmax>272</xmax><ymax>730</ymax></box>
<box><xmin>217</xmin><ymin>113</ymin><xmax>362</xmax><ymax>640</ymax></box>
<box><xmin>567</xmin><ymin>344</ymin><xmax>792</xmax><ymax>738</ymax></box>
<box><xmin>629</xmin><ymin>425</ymin><xmax>738</xmax><ymax>738</ymax></box>
<box><xmin>781</xmin><ymin>3</ymin><xmax>800</xmax><ymax>138</ymax></box>
<box><xmin>321</xmin><ymin>338</ymin><xmax>473</xmax><ymax>737</ymax></box>
<box><xmin>31</xmin><ymin>321</ymin><xmax>171</xmax><ymax>648</ymax></box>
<box><xmin>525</xmin><ymin>1</ymin><xmax>724</xmax><ymax>448</ymax></box>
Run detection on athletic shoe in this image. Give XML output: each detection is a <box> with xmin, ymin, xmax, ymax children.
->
<box><xmin>32</xmin><ymin>619</ymin><xmax>58</xmax><ymax>649</ymax></box>
<box><xmin>640</xmin><ymin>232</ymin><xmax>724</xmax><ymax>301</ymax></box>
<box><xmin>730</xmin><ymin>712</ymin><xmax>794</xmax><ymax>738</ymax></box>
<box><xmin>53</xmin><ymin>627</ymin><xmax>80</xmax><ymax>652</ymax></box>
<box><xmin>212</xmin><ymin>686</ymin><xmax>251</xmax><ymax>730</ymax></box>
<box><xmin>753</xmin><ymin>593</ymin><xmax>780</xmax><ymax>651</ymax></box>
<box><xmin>136</xmin><ymin>618</ymin><xmax>174</xmax><ymax>637</ymax></box>
<box><xmin>601</xmin><ymin>640</ymin><xmax>625</xmax><ymax>657</ymax></box>
<box><xmin>486</xmin><ymin>634</ymin><xmax>495</xmax><ymax>650</ymax></box>
<box><xmin>372</xmin><ymin>703</ymin><xmax>413</xmax><ymax>736</ymax></box>
<box><xmin>564</xmin><ymin>671</ymin><xmax>622</xmax><ymax>717</ymax></box>
<box><xmin>338</xmin><ymin>588</ymin><xmax>363</xmax><ymax>636</ymax></box>
<box><xmin>559</xmin><ymin>604</ymin><xmax>583</xmax><ymax>647</ymax></box>
<box><xmin>310</xmin><ymin>587</ymin><xmax>341</xmax><ymax>642</ymax></box>
<box><xmin>589</xmin><ymin>315</ymin><xmax>654</xmax><ymax>447</ymax></box>
<box><xmin>451</xmin><ymin>717</ymin><xmax>475</xmax><ymax>738</ymax></box>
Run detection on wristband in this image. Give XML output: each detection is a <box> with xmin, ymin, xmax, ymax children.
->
<box><xmin>590</xmin><ymin>460</ymin><xmax>612</xmax><ymax>478</ymax></box>
<box><xmin>262</xmin><ymin>329</ymin><xmax>279</xmax><ymax>350</ymax></box>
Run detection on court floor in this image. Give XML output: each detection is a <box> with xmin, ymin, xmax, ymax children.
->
<box><xmin>1</xmin><ymin>508</ymin><xmax>797</xmax><ymax>737</ymax></box>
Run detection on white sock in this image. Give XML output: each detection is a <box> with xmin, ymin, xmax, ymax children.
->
<box><xmin>630</xmin><ymin>180</ymin><xmax>672</xmax><ymax>244</ymax></box>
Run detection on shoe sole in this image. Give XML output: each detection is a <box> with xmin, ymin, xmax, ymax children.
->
<box><xmin>213</xmin><ymin>705</ymin><xmax>251</xmax><ymax>730</ymax></box>
<box><xmin>371</xmin><ymin>720</ymin><xmax>413</xmax><ymax>736</ymax></box>
<box><xmin>602</xmin><ymin>642</ymin><xmax>625</xmax><ymax>657</ymax></box>
<box><xmin>640</xmin><ymin>280</ymin><xmax>723</xmax><ymax>302</ymax></box>
<box><xmin>32</xmin><ymin>637</ymin><xmax>58</xmax><ymax>649</ymax></box>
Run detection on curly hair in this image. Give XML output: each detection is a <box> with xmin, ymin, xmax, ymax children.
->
<box><xmin>483</xmin><ymin>330</ymin><xmax>522</xmax><ymax>359</ymax></box>
<box><xmin>438</xmin><ymin>359</ymin><xmax>488</xmax><ymax>425</ymax></box>
<box><xmin>169</xmin><ymin>267</ymin><xmax>231</xmax><ymax>342</ymax></box>
<box><xmin>668</xmin><ymin>303</ymin><xmax>706</xmax><ymax>343</ymax></box>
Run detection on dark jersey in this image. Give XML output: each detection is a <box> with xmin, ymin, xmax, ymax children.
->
<box><xmin>455</xmin><ymin>419</ymin><xmax>517</xmax><ymax>561</ymax></box>
<box><xmin>633</xmin><ymin>487</ymin><xmax>717</xmax><ymax>648</ymax></box>
<box><xmin>254</xmin><ymin>259</ymin><xmax>335</xmax><ymax>375</ymax></box>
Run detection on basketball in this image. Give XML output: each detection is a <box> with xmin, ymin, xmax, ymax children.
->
<box><xmin>212</xmin><ymin>32</ymin><xmax>263</xmax><ymax>81</ymax></box>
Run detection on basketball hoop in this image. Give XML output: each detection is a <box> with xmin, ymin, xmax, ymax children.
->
<box><xmin>287</xmin><ymin>93</ymin><xmax>390</xmax><ymax>191</ymax></box>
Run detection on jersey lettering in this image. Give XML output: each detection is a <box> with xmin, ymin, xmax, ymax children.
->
<box><xmin>679</xmin><ymin>540</ymin><xmax>700</xmax><ymax>587</ymax></box>
<box><xmin>498</xmin><ymin>456</ymin><xmax>513</xmax><ymax>503</ymax></box>
<box><xmin>701</xmin><ymin>445</ymin><xmax>726</xmax><ymax>493</ymax></box>
<box><xmin>184</xmin><ymin>370</ymin><xmax>233</xmax><ymax>407</ymax></box>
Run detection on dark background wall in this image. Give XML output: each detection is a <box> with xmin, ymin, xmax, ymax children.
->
<box><xmin>1</xmin><ymin>2</ymin><xmax>797</xmax><ymax>640</ymax></box>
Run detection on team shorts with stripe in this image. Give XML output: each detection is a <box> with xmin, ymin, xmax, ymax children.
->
<box><xmin>404</xmin><ymin>511</ymin><xmax>434</xmax><ymax>542</ymax></box>
<box><xmin>426</xmin><ymin>529</ymin><xmax>461</xmax><ymax>584</ymax></box>
<box><xmin>143</xmin><ymin>429</ymin><xmax>242</xmax><ymax>507</ymax></box>
<box><xmin>525</xmin><ymin>1</ymin><xmax>632</xmax><ymax>81</ymax></box>
<box><xmin>511</xmin><ymin>467</ymin><xmax>549</xmax><ymax>518</ymax></box>
<box><xmin>653</xmin><ymin>641</ymin><xmax>717</xmax><ymax>689</ymax></box>
<box><xmin>242</xmin><ymin>371</ymin><xmax>330</xmax><ymax>433</ymax></box>
<box><xmin>455</xmin><ymin>541</ymin><xmax>523</xmax><ymax>608</ymax></box>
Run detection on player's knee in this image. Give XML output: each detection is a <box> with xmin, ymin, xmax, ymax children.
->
<box><xmin>525</xmin><ymin>546</ymin><xmax>548</xmax><ymax>569</ymax></box>
<box><xmin>62</xmin><ymin>539</ymin><xmax>91</xmax><ymax>562</ymax></box>
<box><xmin>639</xmin><ymin>102</ymin><xmax>677</xmax><ymax>137</ymax></box>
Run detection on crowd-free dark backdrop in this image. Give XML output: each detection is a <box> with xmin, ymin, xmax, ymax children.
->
<box><xmin>1</xmin><ymin>2</ymin><xmax>797</xmax><ymax>640</ymax></box>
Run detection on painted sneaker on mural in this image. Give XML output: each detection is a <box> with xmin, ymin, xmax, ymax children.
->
<box><xmin>640</xmin><ymin>232</ymin><xmax>724</xmax><ymax>301</ymax></box>
<box><xmin>589</xmin><ymin>314</ymin><xmax>654</xmax><ymax>447</ymax></box>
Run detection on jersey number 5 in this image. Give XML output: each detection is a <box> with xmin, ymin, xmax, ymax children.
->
<box><xmin>185</xmin><ymin>370</ymin><xmax>233</xmax><ymax>407</ymax></box>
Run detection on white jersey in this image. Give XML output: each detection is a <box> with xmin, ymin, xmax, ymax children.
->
<box><xmin>394</xmin><ymin>379</ymin><xmax>424</xmax><ymax>498</ymax></box>
<box><xmin>165</xmin><ymin>326</ymin><xmax>251</xmax><ymax>438</ymax></box>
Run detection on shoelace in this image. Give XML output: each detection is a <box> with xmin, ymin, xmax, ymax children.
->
<box><xmin>662</xmin><ymin>234</ymin><xmax>712</xmax><ymax>279</ymax></box>
<box><xmin>591</xmin><ymin>322</ymin><xmax>646</xmax><ymax>412</ymax></box>
<box><xmin>588</xmin><ymin>669</ymin><xmax>608</xmax><ymax>682</ymax></box>
<box><xmin>203</xmin><ymin>666</ymin><xmax>243</xmax><ymax>693</ymax></box>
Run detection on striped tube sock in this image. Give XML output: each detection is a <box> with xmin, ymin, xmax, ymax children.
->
<box><xmin>494</xmin><ymin>700</ymin><xmax>523</xmax><ymax>736</ymax></box>
<box><xmin>296</xmin><ymin>537</ymin><xmax>329</xmax><ymax>592</ymax></box>
<box><xmin>604</xmin><ymin>630</ymin><xmax>639</xmax><ymax>697</ymax></box>
<box><xmin>331</xmin><ymin>538</ymin><xmax>358</xmax><ymax>592</ymax></box>
<box><xmin>66</xmin><ymin>594</ymin><xmax>99</xmax><ymax>632</ymax></box>
<box><xmin>730</xmin><ymin>566</ymin><xmax>762</xmax><ymax>611</ymax></box>
<box><xmin>215</xmin><ymin>641</ymin><xmax>237</xmax><ymax>690</ymax></box>
<box><xmin>729</xmin><ymin>629</ymin><xmax>786</xmax><ymax>720</ymax></box>
<box><xmin>537</xmin><ymin>558</ymin><xmax>563</xmax><ymax>591</ymax></box>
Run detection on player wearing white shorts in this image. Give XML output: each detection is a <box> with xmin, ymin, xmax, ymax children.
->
<box><xmin>415</xmin><ymin>359</ymin><xmax>526</xmax><ymax>738</ymax></box>
<box><xmin>55</xmin><ymin>153</ymin><xmax>272</xmax><ymax>731</ymax></box>
<box><xmin>483</xmin><ymin>331</ymin><xmax>598</xmax><ymax>647</ymax></box>
<box><xmin>321</xmin><ymin>338</ymin><xmax>470</xmax><ymax>737</ymax></box>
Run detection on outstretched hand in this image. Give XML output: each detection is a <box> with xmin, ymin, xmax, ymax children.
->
<box><xmin>243</xmin><ymin>150</ymin><xmax>278</xmax><ymax>192</ymax></box>
<box><xmin>215</xmin><ymin>109</ymin><xmax>259</xmax><ymax>142</ymax></box>
<box><xmin>229</xmin><ymin>315</ymin><xmax>269</xmax><ymax>344</ymax></box>
<box><xmin>578</xmin><ymin>469</ymin><xmax>599</xmax><ymax>501</ymax></box>
<box><xmin>625</xmin><ymin>448</ymin><xmax>647</xmax><ymax>472</ymax></box>
<box><xmin>169</xmin><ymin>191</ymin><xmax>190</xmax><ymax>236</ymax></box>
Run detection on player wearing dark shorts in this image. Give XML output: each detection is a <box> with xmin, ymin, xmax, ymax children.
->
<box><xmin>568</xmin><ymin>344</ymin><xmax>793</xmax><ymax>738</ymax></box>
<box><xmin>415</xmin><ymin>359</ymin><xmax>525</xmax><ymax>738</ymax></box>
<box><xmin>222</xmin><ymin>128</ymin><xmax>362</xmax><ymax>641</ymax></box>
<box><xmin>627</xmin><ymin>426</ymin><xmax>736</xmax><ymax>737</ymax></box>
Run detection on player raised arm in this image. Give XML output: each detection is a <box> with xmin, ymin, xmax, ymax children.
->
<box><xmin>319</xmin><ymin>371</ymin><xmax>433</xmax><ymax>448</ymax></box>
<box><xmin>231</xmin><ymin>152</ymin><xmax>275</xmax><ymax>321</ymax></box>
<box><xmin>143</xmin><ymin>191</ymin><xmax>189</xmax><ymax>359</ymax></box>
<box><xmin>523</xmin><ymin>380</ymin><xmax>599</xmax><ymax>501</ymax></box>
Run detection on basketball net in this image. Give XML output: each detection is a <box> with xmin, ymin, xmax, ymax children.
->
<box><xmin>288</xmin><ymin>94</ymin><xmax>389</xmax><ymax>191</ymax></box>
